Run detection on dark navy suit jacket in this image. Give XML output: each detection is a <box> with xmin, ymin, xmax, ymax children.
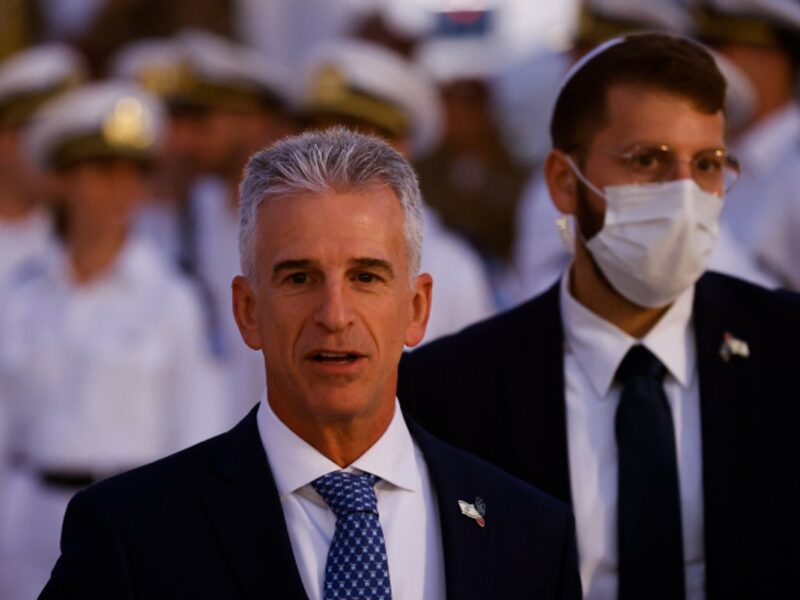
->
<box><xmin>398</xmin><ymin>272</ymin><xmax>800</xmax><ymax>599</ymax></box>
<box><xmin>40</xmin><ymin>407</ymin><xmax>581</xmax><ymax>599</ymax></box>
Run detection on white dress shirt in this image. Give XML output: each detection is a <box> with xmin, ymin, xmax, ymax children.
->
<box><xmin>559</xmin><ymin>273</ymin><xmax>705</xmax><ymax>600</ymax></box>
<box><xmin>257</xmin><ymin>397</ymin><xmax>445</xmax><ymax>600</ymax></box>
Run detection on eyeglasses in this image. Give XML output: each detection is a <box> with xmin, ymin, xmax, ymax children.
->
<box><xmin>582</xmin><ymin>143</ymin><xmax>741</xmax><ymax>195</ymax></box>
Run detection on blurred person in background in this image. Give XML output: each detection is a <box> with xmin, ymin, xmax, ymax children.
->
<box><xmin>298</xmin><ymin>37</ymin><xmax>496</xmax><ymax>343</ymax></box>
<box><xmin>415</xmin><ymin>33</ymin><xmax>530</xmax><ymax>307</ymax></box>
<box><xmin>118</xmin><ymin>30</ymin><xmax>297</xmax><ymax>427</ymax></box>
<box><xmin>0</xmin><ymin>44</ymin><xmax>86</xmax><ymax>288</ymax></box>
<box><xmin>0</xmin><ymin>82</ymin><xmax>225</xmax><ymax>599</ymax></box>
<box><xmin>0</xmin><ymin>45</ymin><xmax>86</xmax><ymax>537</ymax></box>
<box><xmin>695</xmin><ymin>0</ymin><xmax>800</xmax><ymax>289</ymax></box>
<box><xmin>111</xmin><ymin>37</ymin><xmax>204</xmax><ymax>264</ymax></box>
<box><xmin>506</xmin><ymin>0</ymin><xmax>771</xmax><ymax>301</ymax></box>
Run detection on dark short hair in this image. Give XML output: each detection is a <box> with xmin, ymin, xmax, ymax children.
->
<box><xmin>551</xmin><ymin>33</ymin><xmax>726</xmax><ymax>152</ymax></box>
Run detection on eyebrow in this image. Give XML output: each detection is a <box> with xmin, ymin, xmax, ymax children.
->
<box><xmin>351</xmin><ymin>257</ymin><xmax>395</xmax><ymax>280</ymax></box>
<box><xmin>272</xmin><ymin>259</ymin><xmax>314</xmax><ymax>277</ymax></box>
<box><xmin>271</xmin><ymin>257</ymin><xmax>396</xmax><ymax>279</ymax></box>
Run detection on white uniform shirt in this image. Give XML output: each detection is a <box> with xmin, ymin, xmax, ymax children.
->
<box><xmin>559</xmin><ymin>273</ymin><xmax>706</xmax><ymax>600</ymax></box>
<box><xmin>0</xmin><ymin>237</ymin><xmax>225</xmax><ymax>471</ymax></box>
<box><xmin>723</xmin><ymin>102</ymin><xmax>800</xmax><ymax>250</ymax></box>
<box><xmin>0</xmin><ymin>210</ymin><xmax>51</xmax><ymax>288</ymax></box>
<box><xmin>419</xmin><ymin>205</ymin><xmax>495</xmax><ymax>343</ymax></box>
<box><xmin>257</xmin><ymin>398</ymin><xmax>446</xmax><ymax>600</ymax></box>
<box><xmin>192</xmin><ymin>177</ymin><xmax>265</xmax><ymax>425</ymax></box>
<box><xmin>753</xmin><ymin>165</ymin><xmax>800</xmax><ymax>290</ymax></box>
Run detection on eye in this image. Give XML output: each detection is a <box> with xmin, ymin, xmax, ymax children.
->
<box><xmin>287</xmin><ymin>272</ymin><xmax>308</xmax><ymax>284</ymax></box>
<box><xmin>694</xmin><ymin>153</ymin><xmax>723</xmax><ymax>173</ymax></box>
<box><xmin>354</xmin><ymin>272</ymin><xmax>381</xmax><ymax>284</ymax></box>
<box><xmin>626</xmin><ymin>147</ymin><xmax>664</xmax><ymax>170</ymax></box>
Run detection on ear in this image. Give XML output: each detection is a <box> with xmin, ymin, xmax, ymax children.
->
<box><xmin>231</xmin><ymin>275</ymin><xmax>263</xmax><ymax>350</ymax></box>
<box><xmin>404</xmin><ymin>272</ymin><xmax>433</xmax><ymax>348</ymax></box>
<box><xmin>544</xmin><ymin>149</ymin><xmax>579</xmax><ymax>215</ymax></box>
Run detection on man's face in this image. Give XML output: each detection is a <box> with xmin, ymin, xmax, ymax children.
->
<box><xmin>234</xmin><ymin>187</ymin><xmax>431</xmax><ymax>432</ymax></box>
<box><xmin>167</xmin><ymin>108</ymin><xmax>250</xmax><ymax>178</ymax></box>
<box><xmin>574</xmin><ymin>83</ymin><xmax>726</xmax><ymax>239</ymax></box>
<box><xmin>57</xmin><ymin>159</ymin><xmax>146</xmax><ymax>230</ymax></box>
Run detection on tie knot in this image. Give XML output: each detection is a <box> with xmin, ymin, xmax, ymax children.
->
<box><xmin>311</xmin><ymin>471</ymin><xmax>380</xmax><ymax>519</ymax></box>
<box><xmin>616</xmin><ymin>345</ymin><xmax>667</xmax><ymax>383</ymax></box>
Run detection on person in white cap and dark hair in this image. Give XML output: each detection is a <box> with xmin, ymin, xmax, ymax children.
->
<box><xmin>400</xmin><ymin>32</ymin><xmax>800</xmax><ymax>599</ymax></box>
<box><xmin>508</xmin><ymin>0</ymin><xmax>772</xmax><ymax>302</ymax></box>
<box><xmin>148</xmin><ymin>30</ymin><xmax>297</xmax><ymax>428</ymax></box>
<box><xmin>0</xmin><ymin>43</ymin><xmax>87</xmax><ymax>288</ymax></box>
<box><xmin>299</xmin><ymin>38</ymin><xmax>495</xmax><ymax>344</ymax></box>
<box><xmin>0</xmin><ymin>46</ymin><xmax>87</xmax><ymax>526</ymax></box>
<box><xmin>109</xmin><ymin>37</ymin><xmax>202</xmax><ymax>262</ymax></box>
<box><xmin>0</xmin><ymin>81</ymin><xmax>225</xmax><ymax>599</ymax></box>
<box><xmin>695</xmin><ymin>0</ymin><xmax>800</xmax><ymax>289</ymax></box>
<box><xmin>413</xmin><ymin>36</ymin><xmax>530</xmax><ymax>291</ymax></box>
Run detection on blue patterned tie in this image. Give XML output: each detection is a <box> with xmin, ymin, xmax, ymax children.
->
<box><xmin>312</xmin><ymin>471</ymin><xmax>392</xmax><ymax>600</ymax></box>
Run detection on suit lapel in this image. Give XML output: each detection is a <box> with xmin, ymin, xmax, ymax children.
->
<box><xmin>693</xmin><ymin>274</ymin><xmax>755</xmax><ymax>598</ymax></box>
<box><xmin>408</xmin><ymin>418</ymin><xmax>497</xmax><ymax>600</ymax></box>
<box><xmin>202</xmin><ymin>409</ymin><xmax>308</xmax><ymax>599</ymax></box>
<box><xmin>504</xmin><ymin>281</ymin><xmax>572</xmax><ymax>504</ymax></box>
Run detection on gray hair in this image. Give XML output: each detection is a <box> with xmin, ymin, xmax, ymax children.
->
<box><xmin>239</xmin><ymin>127</ymin><xmax>424</xmax><ymax>285</ymax></box>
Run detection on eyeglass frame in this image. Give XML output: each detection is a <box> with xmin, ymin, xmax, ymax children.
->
<box><xmin>569</xmin><ymin>142</ymin><xmax>741</xmax><ymax>196</ymax></box>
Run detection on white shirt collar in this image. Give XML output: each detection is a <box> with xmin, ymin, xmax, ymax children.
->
<box><xmin>735</xmin><ymin>101</ymin><xmax>800</xmax><ymax>176</ymax></box>
<box><xmin>257</xmin><ymin>394</ymin><xmax>422</xmax><ymax>500</ymax></box>
<box><xmin>559</xmin><ymin>270</ymin><xmax>696</xmax><ymax>399</ymax></box>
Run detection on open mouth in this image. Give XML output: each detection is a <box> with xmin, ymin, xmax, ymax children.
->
<box><xmin>310</xmin><ymin>352</ymin><xmax>362</xmax><ymax>364</ymax></box>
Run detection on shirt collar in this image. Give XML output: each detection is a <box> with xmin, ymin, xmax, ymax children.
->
<box><xmin>257</xmin><ymin>393</ymin><xmax>422</xmax><ymax>499</ymax></box>
<box><xmin>559</xmin><ymin>270</ymin><xmax>696</xmax><ymax>399</ymax></box>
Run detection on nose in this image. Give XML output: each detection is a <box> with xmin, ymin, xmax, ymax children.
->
<box><xmin>673</xmin><ymin>158</ymin><xmax>694</xmax><ymax>181</ymax></box>
<box><xmin>313</xmin><ymin>281</ymin><xmax>354</xmax><ymax>332</ymax></box>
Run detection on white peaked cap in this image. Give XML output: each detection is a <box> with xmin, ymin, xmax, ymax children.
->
<box><xmin>415</xmin><ymin>37</ymin><xmax>505</xmax><ymax>84</ymax></box>
<box><xmin>25</xmin><ymin>81</ymin><xmax>165</xmax><ymax>170</ymax></box>
<box><xmin>300</xmin><ymin>38</ymin><xmax>443</xmax><ymax>157</ymax></box>
<box><xmin>178</xmin><ymin>30</ymin><xmax>290</xmax><ymax>104</ymax></box>
<box><xmin>0</xmin><ymin>44</ymin><xmax>88</xmax><ymax>124</ymax></box>
<box><xmin>110</xmin><ymin>38</ymin><xmax>185</xmax><ymax>82</ymax></box>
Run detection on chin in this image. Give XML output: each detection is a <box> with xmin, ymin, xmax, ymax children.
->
<box><xmin>309</xmin><ymin>386</ymin><xmax>388</xmax><ymax>421</ymax></box>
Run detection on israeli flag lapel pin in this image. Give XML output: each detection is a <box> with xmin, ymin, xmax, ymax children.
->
<box><xmin>719</xmin><ymin>331</ymin><xmax>750</xmax><ymax>363</ymax></box>
<box><xmin>458</xmin><ymin>497</ymin><xmax>486</xmax><ymax>527</ymax></box>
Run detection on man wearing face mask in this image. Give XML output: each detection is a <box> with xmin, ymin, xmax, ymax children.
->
<box><xmin>399</xmin><ymin>33</ymin><xmax>800</xmax><ymax>600</ymax></box>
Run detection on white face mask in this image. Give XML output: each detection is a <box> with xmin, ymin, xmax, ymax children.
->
<box><xmin>566</xmin><ymin>159</ymin><xmax>723</xmax><ymax>308</ymax></box>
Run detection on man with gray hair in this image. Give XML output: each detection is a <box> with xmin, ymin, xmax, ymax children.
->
<box><xmin>41</xmin><ymin>128</ymin><xmax>580</xmax><ymax>599</ymax></box>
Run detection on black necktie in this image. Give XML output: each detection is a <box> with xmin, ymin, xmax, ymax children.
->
<box><xmin>615</xmin><ymin>345</ymin><xmax>685</xmax><ymax>600</ymax></box>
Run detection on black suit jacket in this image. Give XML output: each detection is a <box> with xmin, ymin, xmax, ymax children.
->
<box><xmin>399</xmin><ymin>272</ymin><xmax>800</xmax><ymax>599</ymax></box>
<box><xmin>41</xmin><ymin>407</ymin><xmax>581</xmax><ymax>599</ymax></box>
